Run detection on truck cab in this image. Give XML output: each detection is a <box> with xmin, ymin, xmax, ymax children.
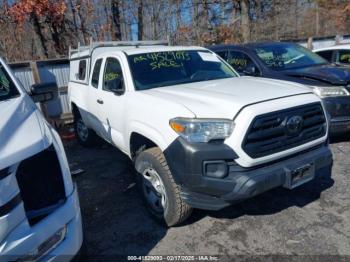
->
<box><xmin>0</xmin><ymin>58</ymin><xmax>83</xmax><ymax>261</ymax></box>
<box><xmin>69</xmin><ymin>41</ymin><xmax>332</xmax><ymax>226</ymax></box>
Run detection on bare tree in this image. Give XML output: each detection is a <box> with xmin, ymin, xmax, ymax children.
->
<box><xmin>111</xmin><ymin>0</ymin><xmax>122</xmax><ymax>40</ymax></box>
<box><xmin>240</xmin><ymin>0</ymin><xmax>250</xmax><ymax>42</ymax></box>
<box><xmin>138</xmin><ymin>0</ymin><xmax>144</xmax><ymax>40</ymax></box>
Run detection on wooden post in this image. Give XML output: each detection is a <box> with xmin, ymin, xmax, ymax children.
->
<box><xmin>307</xmin><ymin>37</ymin><xmax>313</xmax><ymax>50</ymax></box>
<box><xmin>335</xmin><ymin>35</ymin><xmax>342</xmax><ymax>45</ymax></box>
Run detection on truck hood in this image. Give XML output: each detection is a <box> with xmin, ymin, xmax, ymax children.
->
<box><xmin>143</xmin><ymin>77</ymin><xmax>311</xmax><ymax>118</ymax></box>
<box><xmin>283</xmin><ymin>64</ymin><xmax>350</xmax><ymax>86</ymax></box>
<box><xmin>0</xmin><ymin>96</ymin><xmax>51</xmax><ymax>170</ymax></box>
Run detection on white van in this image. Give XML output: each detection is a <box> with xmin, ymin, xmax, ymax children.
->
<box><xmin>0</xmin><ymin>58</ymin><xmax>83</xmax><ymax>261</ymax></box>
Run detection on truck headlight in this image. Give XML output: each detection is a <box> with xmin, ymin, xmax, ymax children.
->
<box><xmin>169</xmin><ymin>118</ymin><xmax>234</xmax><ymax>143</ymax></box>
<box><xmin>311</xmin><ymin>86</ymin><xmax>350</xmax><ymax>98</ymax></box>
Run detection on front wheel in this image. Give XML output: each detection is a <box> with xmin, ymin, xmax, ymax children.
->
<box><xmin>135</xmin><ymin>147</ymin><xmax>193</xmax><ymax>227</ymax></box>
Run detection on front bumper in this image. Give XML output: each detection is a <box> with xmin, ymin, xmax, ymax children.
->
<box><xmin>0</xmin><ymin>187</ymin><xmax>83</xmax><ymax>262</ymax></box>
<box><xmin>164</xmin><ymin>138</ymin><xmax>333</xmax><ymax>211</ymax></box>
<box><xmin>323</xmin><ymin>97</ymin><xmax>350</xmax><ymax>134</ymax></box>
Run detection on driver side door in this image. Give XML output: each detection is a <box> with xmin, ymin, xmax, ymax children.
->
<box><xmin>97</xmin><ymin>56</ymin><xmax>127</xmax><ymax>149</ymax></box>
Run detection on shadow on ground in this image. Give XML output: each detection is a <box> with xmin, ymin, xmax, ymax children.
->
<box><xmin>330</xmin><ymin>133</ymin><xmax>350</xmax><ymax>144</ymax></box>
<box><xmin>186</xmin><ymin>168</ymin><xmax>333</xmax><ymax>224</ymax></box>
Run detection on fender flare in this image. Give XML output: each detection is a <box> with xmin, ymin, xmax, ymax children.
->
<box><xmin>127</xmin><ymin>121</ymin><xmax>176</xmax><ymax>154</ymax></box>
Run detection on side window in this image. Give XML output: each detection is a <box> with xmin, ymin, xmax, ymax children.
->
<box><xmin>316</xmin><ymin>50</ymin><xmax>333</xmax><ymax>63</ymax></box>
<box><xmin>78</xmin><ymin>60</ymin><xmax>87</xmax><ymax>80</ymax></box>
<box><xmin>338</xmin><ymin>50</ymin><xmax>350</xmax><ymax>64</ymax></box>
<box><xmin>216</xmin><ymin>51</ymin><xmax>228</xmax><ymax>60</ymax></box>
<box><xmin>227</xmin><ymin>51</ymin><xmax>260</xmax><ymax>75</ymax></box>
<box><xmin>103</xmin><ymin>58</ymin><xmax>124</xmax><ymax>92</ymax></box>
<box><xmin>91</xmin><ymin>59</ymin><xmax>103</xmax><ymax>88</ymax></box>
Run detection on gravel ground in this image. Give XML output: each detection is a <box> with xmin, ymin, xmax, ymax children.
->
<box><xmin>65</xmin><ymin>136</ymin><xmax>350</xmax><ymax>261</ymax></box>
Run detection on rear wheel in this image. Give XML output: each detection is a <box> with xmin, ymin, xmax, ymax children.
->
<box><xmin>135</xmin><ymin>147</ymin><xmax>192</xmax><ymax>227</ymax></box>
<box><xmin>74</xmin><ymin>112</ymin><xmax>97</xmax><ymax>147</ymax></box>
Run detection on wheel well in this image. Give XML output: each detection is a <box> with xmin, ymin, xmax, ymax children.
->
<box><xmin>130</xmin><ymin>133</ymin><xmax>157</xmax><ymax>160</ymax></box>
<box><xmin>71</xmin><ymin>103</ymin><xmax>80</xmax><ymax>118</ymax></box>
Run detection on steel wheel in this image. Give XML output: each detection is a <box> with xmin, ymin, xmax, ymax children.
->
<box><xmin>142</xmin><ymin>167</ymin><xmax>167</xmax><ymax>213</ymax></box>
<box><xmin>76</xmin><ymin>119</ymin><xmax>89</xmax><ymax>142</ymax></box>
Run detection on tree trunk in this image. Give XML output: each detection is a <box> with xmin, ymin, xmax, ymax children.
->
<box><xmin>273</xmin><ymin>0</ymin><xmax>279</xmax><ymax>40</ymax></box>
<box><xmin>315</xmin><ymin>1</ymin><xmax>320</xmax><ymax>36</ymax></box>
<box><xmin>174</xmin><ymin>0</ymin><xmax>181</xmax><ymax>43</ymax></box>
<box><xmin>30</xmin><ymin>14</ymin><xmax>49</xmax><ymax>58</ymax></box>
<box><xmin>201</xmin><ymin>0</ymin><xmax>211</xmax><ymax>31</ymax></box>
<box><xmin>240</xmin><ymin>0</ymin><xmax>250</xmax><ymax>42</ymax></box>
<box><xmin>192</xmin><ymin>1</ymin><xmax>200</xmax><ymax>45</ymax></box>
<box><xmin>137</xmin><ymin>0</ymin><xmax>143</xmax><ymax>40</ymax></box>
<box><xmin>76</xmin><ymin>0</ymin><xmax>90</xmax><ymax>44</ymax></box>
<box><xmin>111</xmin><ymin>0</ymin><xmax>122</xmax><ymax>40</ymax></box>
<box><xmin>69</xmin><ymin>0</ymin><xmax>79</xmax><ymax>35</ymax></box>
<box><xmin>220</xmin><ymin>0</ymin><xmax>225</xmax><ymax>24</ymax></box>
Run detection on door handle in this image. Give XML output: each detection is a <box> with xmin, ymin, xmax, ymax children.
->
<box><xmin>97</xmin><ymin>99</ymin><xmax>104</xmax><ymax>104</ymax></box>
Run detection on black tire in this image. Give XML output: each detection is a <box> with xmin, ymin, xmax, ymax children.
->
<box><xmin>135</xmin><ymin>147</ymin><xmax>193</xmax><ymax>227</ymax></box>
<box><xmin>74</xmin><ymin>111</ymin><xmax>97</xmax><ymax>147</ymax></box>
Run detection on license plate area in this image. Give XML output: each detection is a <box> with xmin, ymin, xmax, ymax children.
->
<box><xmin>284</xmin><ymin>163</ymin><xmax>315</xmax><ymax>189</ymax></box>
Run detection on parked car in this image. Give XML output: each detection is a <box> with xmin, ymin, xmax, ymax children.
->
<box><xmin>0</xmin><ymin>58</ymin><xmax>83</xmax><ymax>261</ymax></box>
<box><xmin>314</xmin><ymin>44</ymin><xmax>350</xmax><ymax>67</ymax></box>
<box><xmin>209</xmin><ymin>42</ymin><xmax>350</xmax><ymax>135</ymax></box>
<box><xmin>68</xmin><ymin>41</ymin><xmax>332</xmax><ymax>227</ymax></box>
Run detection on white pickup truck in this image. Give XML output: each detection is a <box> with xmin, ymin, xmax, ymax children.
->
<box><xmin>0</xmin><ymin>58</ymin><xmax>82</xmax><ymax>260</ymax></box>
<box><xmin>68</xmin><ymin>41</ymin><xmax>333</xmax><ymax>226</ymax></box>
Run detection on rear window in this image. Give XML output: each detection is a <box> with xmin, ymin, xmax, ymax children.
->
<box><xmin>0</xmin><ymin>65</ymin><xmax>19</xmax><ymax>102</ymax></box>
<box><xmin>78</xmin><ymin>60</ymin><xmax>87</xmax><ymax>80</ymax></box>
<box><xmin>91</xmin><ymin>59</ymin><xmax>102</xmax><ymax>88</ymax></box>
<box><xmin>316</xmin><ymin>50</ymin><xmax>333</xmax><ymax>62</ymax></box>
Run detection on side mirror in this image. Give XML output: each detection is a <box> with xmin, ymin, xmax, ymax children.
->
<box><xmin>243</xmin><ymin>65</ymin><xmax>259</xmax><ymax>76</ymax></box>
<box><xmin>30</xmin><ymin>82</ymin><xmax>58</xmax><ymax>103</ymax></box>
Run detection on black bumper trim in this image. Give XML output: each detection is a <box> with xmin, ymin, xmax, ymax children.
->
<box><xmin>164</xmin><ymin>137</ymin><xmax>333</xmax><ymax>211</ymax></box>
<box><xmin>164</xmin><ymin>137</ymin><xmax>238</xmax><ymax>187</ymax></box>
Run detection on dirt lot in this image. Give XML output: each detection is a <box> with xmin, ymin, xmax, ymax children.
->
<box><xmin>65</xmin><ymin>137</ymin><xmax>350</xmax><ymax>261</ymax></box>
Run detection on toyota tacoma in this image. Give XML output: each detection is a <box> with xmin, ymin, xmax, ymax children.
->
<box><xmin>68</xmin><ymin>42</ymin><xmax>332</xmax><ymax>226</ymax></box>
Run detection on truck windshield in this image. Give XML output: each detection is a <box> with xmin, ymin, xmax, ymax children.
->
<box><xmin>254</xmin><ymin>44</ymin><xmax>328</xmax><ymax>71</ymax></box>
<box><xmin>127</xmin><ymin>50</ymin><xmax>237</xmax><ymax>90</ymax></box>
<box><xmin>0</xmin><ymin>65</ymin><xmax>19</xmax><ymax>102</ymax></box>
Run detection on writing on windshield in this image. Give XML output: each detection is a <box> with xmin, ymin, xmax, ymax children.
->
<box><xmin>254</xmin><ymin>44</ymin><xmax>327</xmax><ymax>70</ymax></box>
<box><xmin>128</xmin><ymin>50</ymin><xmax>237</xmax><ymax>90</ymax></box>
<box><xmin>133</xmin><ymin>51</ymin><xmax>191</xmax><ymax>70</ymax></box>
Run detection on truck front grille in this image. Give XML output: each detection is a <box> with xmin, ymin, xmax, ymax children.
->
<box><xmin>242</xmin><ymin>102</ymin><xmax>327</xmax><ymax>158</ymax></box>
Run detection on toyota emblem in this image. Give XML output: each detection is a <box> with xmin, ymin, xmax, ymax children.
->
<box><xmin>286</xmin><ymin>116</ymin><xmax>303</xmax><ymax>135</ymax></box>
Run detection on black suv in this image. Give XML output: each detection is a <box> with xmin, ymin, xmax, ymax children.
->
<box><xmin>209</xmin><ymin>42</ymin><xmax>350</xmax><ymax>135</ymax></box>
